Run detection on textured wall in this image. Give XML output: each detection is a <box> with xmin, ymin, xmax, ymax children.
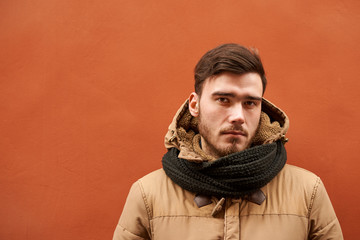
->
<box><xmin>1</xmin><ymin>0</ymin><xmax>359</xmax><ymax>239</ymax></box>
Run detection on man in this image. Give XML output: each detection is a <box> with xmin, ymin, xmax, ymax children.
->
<box><xmin>113</xmin><ymin>43</ymin><xmax>343</xmax><ymax>239</ymax></box>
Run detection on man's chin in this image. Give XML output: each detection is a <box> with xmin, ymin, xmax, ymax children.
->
<box><xmin>216</xmin><ymin>144</ymin><xmax>247</xmax><ymax>157</ymax></box>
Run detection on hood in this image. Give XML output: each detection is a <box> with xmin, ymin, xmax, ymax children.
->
<box><xmin>164</xmin><ymin>98</ymin><xmax>289</xmax><ymax>162</ymax></box>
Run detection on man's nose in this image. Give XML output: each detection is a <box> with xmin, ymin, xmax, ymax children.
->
<box><xmin>228</xmin><ymin>104</ymin><xmax>245</xmax><ymax>123</ymax></box>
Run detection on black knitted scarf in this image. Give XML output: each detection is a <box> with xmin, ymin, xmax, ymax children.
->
<box><xmin>162</xmin><ymin>141</ymin><xmax>287</xmax><ymax>198</ymax></box>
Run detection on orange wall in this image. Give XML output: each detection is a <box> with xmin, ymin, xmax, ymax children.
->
<box><xmin>1</xmin><ymin>0</ymin><xmax>359</xmax><ymax>239</ymax></box>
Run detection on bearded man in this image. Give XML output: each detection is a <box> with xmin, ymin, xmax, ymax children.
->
<box><xmin>113</xmin><ymin>43</ymin><xmax>343</xmax><ymax>239</ymax></box>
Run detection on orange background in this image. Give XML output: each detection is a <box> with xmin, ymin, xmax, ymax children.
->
<box><xmin>1</xmin><ymin>0</ymin><xmax>359</xmax><ymax>239</ymax></box>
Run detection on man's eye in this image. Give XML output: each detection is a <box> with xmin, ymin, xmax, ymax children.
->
<box><xmin>244</xmin><ymin>101</ymin><xmax>256</xmax><ymax>107</ymax></box>
<box><xmin>217</xmin><ymin>98</ymin><xmax>229</xmax><ymax>103</ymax></box>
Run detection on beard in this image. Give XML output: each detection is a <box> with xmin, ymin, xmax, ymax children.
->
<box><xmin>197</xmin><ymin>113</ymin><xmax>253</xmax><ymax>159</ymax></box>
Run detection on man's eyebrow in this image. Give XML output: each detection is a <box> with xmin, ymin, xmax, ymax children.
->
<box><xmin>245</xmin><ymin>96</ymin><xmax>262</xmax><ymax>101</ymax></box>
<box><xmin>211</xmin><ymin>91</ymin><xmax>236</xmax><ymax>97</ymax></box>
<box><xmin>212</xmin><ymin>91</ymin><xmax>262</xmax><ymax>101</ymax></box>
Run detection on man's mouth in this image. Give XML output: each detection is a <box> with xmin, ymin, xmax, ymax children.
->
<box><xmin>221</xmin><ymin>130</ymin><xmax>246</xmax><ymax>136</ymax></box>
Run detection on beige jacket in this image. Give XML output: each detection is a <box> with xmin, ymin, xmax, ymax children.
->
<box><xmin>113</xmin><ymin>99</ymin><xmax>343</xmax><ymax>240</ymax></box>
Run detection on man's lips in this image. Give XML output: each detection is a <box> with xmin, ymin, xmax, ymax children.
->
<box><xmin>221</xmin><ymin>130</ymin><xmax>246</xmax><ymax>136</ymax></box>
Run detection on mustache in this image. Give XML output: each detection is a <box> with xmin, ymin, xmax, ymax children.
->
<box><xmin>219</xmin><ymin>126</ymin><xmax>248</xmax><ymax>135</ymax></box>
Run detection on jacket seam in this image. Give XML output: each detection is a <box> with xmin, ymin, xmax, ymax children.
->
<box><xmin>117</xmin><ymin>224</ymin><xmax>146</xmax><ymax>239</ymax></box>
<box><xmin>137</xmin><ymin>180</ymin><xmax>152</xmax><ymax>219</ymax></box>
<box><xmin>307</xmin><ymin>177</ymin><xmax>321</xmax><ymax>218</ymax></box>
<box><xmin>151</xmin><ymin>213</ymin><xmax>308</xmax><ymax>219</ymax></box>
<box><xmin>152</xmin><ymin>215</ymin><xmax>217</xmax><ymax>220</ymax></box>
<box><xmin>239</xmin><ymin>213</ymin><xmax>307</xmax><ymax>218</ymax></box>
<box><xmin>137</xmin><ymin>180</ymin><xmax>153</xmax><ymax>237</ymax></box>
<box><xmin>224</xmin><ymin>203</ymin><xmax>227</xmax><ymax>240</ymax></box>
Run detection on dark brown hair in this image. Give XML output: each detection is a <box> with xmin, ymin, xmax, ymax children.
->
<box><xmin>194</xmin><ymin>43</ymin><xmax>267</xmax><ymax>95</ymax></box>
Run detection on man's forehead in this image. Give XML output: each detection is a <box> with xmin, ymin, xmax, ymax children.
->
<box><xmin>201</xmin><ymin>73</ymin><xmax>263</xmax><ymax>95</ymax></box>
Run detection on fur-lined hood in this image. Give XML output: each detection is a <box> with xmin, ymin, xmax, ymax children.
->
<box><xmin>164</xmin><ymin>98</ymin><xmax>289</xmax><ymax>162</ymax></box>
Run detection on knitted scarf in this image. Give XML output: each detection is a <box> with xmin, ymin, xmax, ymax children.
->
<box><xmin>162</xmin><ymin>140</ymin><xmax>287</xmax><ymax>198</ymax></box>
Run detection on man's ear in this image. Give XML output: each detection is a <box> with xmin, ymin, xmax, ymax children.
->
<box><xmin>189</xmin><ymin>92</ymin><xmax>199</xmax><ymax>117</ymax></box>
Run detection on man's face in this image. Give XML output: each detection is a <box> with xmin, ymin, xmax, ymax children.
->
<box><xmin>189</xmin><ymin>72</ymin><xmax>263</xmax><ymax>158</ymax></box>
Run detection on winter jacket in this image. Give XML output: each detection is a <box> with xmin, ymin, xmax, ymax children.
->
<box><xmin>113</xmin><ymin>99</ymin><xmax>343</xmax><ymax>240</ymax></box>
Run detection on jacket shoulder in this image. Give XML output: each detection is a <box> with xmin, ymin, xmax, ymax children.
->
<box><xmin>138</xmin><ymin>168</ymin><xmax>204</xmax><ymax>218</ymax></box>
<box><xmin>139</xmin><ymin>168</ymin><xmax>167</xmax><ymax>183</ymax></box>
<box><xmin>277</xmin><ymin>164</ymin><xmax>320</xmax><ymax>192</ymax></box>
<box><xmin>114</xmin><ymin>169</ymin><xmax>172</xmax><ymax>239</ymax></box>
<box><xmin>282</xmin><ymin>164</ymin><xmax>319</xmax><ymax>179</ymax></box>
<box><xmin>260</xmin><ymin>164</ymin><xmax>321</xmax><ymax>217</ymax></box>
